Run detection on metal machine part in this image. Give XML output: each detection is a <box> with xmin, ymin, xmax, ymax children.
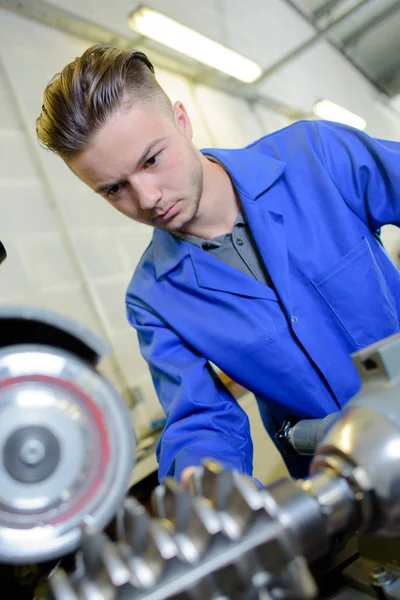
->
<box><xmin>276</xmin><ymin>412</ymin><xmax>339</xmax><ymax>455</ymax></box>
<box><xmin>0</xmin><ymin>343</ymin><xmax>135</xmax><ymax>563</ymax></box>
<box><xmin>0</xmin><ymin>241</ymin><xmax>6</xmax><ymax>265</ymax></box>
<box><xmin>0</xmin><ymin>304</ymin><xmax>109</xmax><ymax>365</ymax></box>
<box><xmin>47</xmin><ymin>462</ymin><xmax>400</xmax><ymax>600</ymax></box>
<box><xmin>46</xmin><ymin>335</ymin><xmax>400</xmax><ymax>600</ymax></box>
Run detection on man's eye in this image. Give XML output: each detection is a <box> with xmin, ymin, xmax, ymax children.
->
<box><xmin>145</xmin><ymin>154</ymin><xmax>159</xmax><ymax>168</ymax></box>
<box><xmin>106</xmin><ymin>183</ymin><xmax>122</xmax><ymax>197</ymax></box>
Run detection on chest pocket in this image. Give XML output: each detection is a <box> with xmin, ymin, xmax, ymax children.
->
<box><xmin>311</xmin><ymin>237</ymin><xmax>398</xmax><ymax>348</ymax></box>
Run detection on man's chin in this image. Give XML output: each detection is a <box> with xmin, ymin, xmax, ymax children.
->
<box><xmin>161</xmin><ymin>213</ymin><xmax>193</xmax><ymax>233</ymax></box>
<box><xmin>163</xmin><ymin>221</ymin><xmax>188</xmax><ymax>233</ymax></box>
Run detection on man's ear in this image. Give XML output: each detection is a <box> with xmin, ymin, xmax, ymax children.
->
<box><xmin>173</xmin><ymin>101</ymin><xmax>193</xmax><ymax>141</ymax></box>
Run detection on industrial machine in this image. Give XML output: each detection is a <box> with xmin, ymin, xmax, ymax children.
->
<box><xmin>0</xmin><ymin>241</ymin><xmax>399</xmax><ymax>599</ymax></box>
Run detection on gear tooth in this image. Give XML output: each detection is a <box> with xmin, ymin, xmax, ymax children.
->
<box><xmin>155</xmin><ymin>480</ymin><xmax>219</xmax><ymax>563</ymax></box>
<box><xmin>186</xmin><ymin>466</ymin><xmax>204</xmax><ymax>496</ymax></box>
<box><xmin>122</xmin><ymin>496</ymin><xmax>150</xmax><ymax>552</ymax></box>
<box><xmin>200</xmin><ymin>460</ymin><xmax>235</xmax><ymax>511</ymax></box>
<box><xmin>150</xmin><ymin>477</ymin><xmax>188</xmax><ymax>523</ymax></box>
<box><xmin>195</xmin><ymin>460</ymin><xmax>220</xmax><ymax>502</ymax></box>
<box><xmin>80</xmin><ymin>527</ymin><xmax>108</xmax><ymax>581</ymax></box>
<box><xmin>114</xmin><ymin>505</ymin><xmax>125</xmax><ymax>540</ymax></box>
<box><xmin>119</xmin><ymin>500</ymin><xmax>178</xmax><ymax>590</ymax></box>
<box><xmin>125</xmin><ymin>552</ymin><xmax>159</xmax><ymax>590</ymax></box>
<box><xmin>159</xmin><ymin>477</ymin><xmax>182</xmax><ymax>523</ymax></box>
<box><xmin>177</xmin><ymin>508</ymin><xmax>214</xmax><ymax>562</ymax></box>
<box><xmin>214</xmin><ymin>552</ymin><xmax>267</xmax><ymax>599</ymax></box>
<box><xmin>148</xmin><ymin>519</ymin><xmax>178</xmax><ymax>561</ymax></box>
<box><xmin>79</xmin><ymin>526</ymin><xmax>129</xmax><ymax>588</ymax></box>
<box><xmin>192</xmin><ymin>496</ymin><xmax>222</xmax><ymax>536</ymax></box>
<box><xmin>48</xmin><ymin>568</ymin><xmax>80</xmax><ymax>600</ymax></box>
<box><xmin>163</xmin><ymin>478</ymin><xmax>193</xmax><ymax>528</ymax></box>
<box><xmin>77</xmin><ymin>576</ymin><xmax>111</xmax><ymax>600</ymax></box>
<box><xmin>151</xmin><ymin>483</ymin><xmax>167</xmax><ymax>519</ymax></box>
<box><xmin>100</xmin><ymin>538</ymin><xmax>131</xmax><ymax>587</ymax></box>
<box><xmin>220</xmin><ymin>472</ymin><xmax>266</xmax><ymax>539</ymax></box>
<box><xmin>125</xmin><ymin>519</ymin><xmax>179</xmax><ymax>590</ymax></box>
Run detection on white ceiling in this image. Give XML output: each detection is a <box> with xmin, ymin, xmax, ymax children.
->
<box><xmin>3</xmin><ymin>0</ymin><xmax>400</xmax><ymax>117</ymax></box>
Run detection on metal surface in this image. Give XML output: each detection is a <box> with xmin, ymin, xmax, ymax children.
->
<box><xmin>0</xmin><ymin>343</ymin><xmax>135</xmax><ymax>563</ymax></box>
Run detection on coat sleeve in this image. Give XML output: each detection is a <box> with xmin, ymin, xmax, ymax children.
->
<box><xmin>126</xmin><ymin>299</ymin><xmax>254</xmax><ymax>482</ymax></box>
<box><xmin>312</xmin><ymin>120</ymin><xmax>400</xmax><ymax>230</ymax></box>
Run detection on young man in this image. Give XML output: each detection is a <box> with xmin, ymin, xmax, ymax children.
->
<box><xmin>37</xmin><ymin>45</ymin><xmax>400</xmax><ymax>485</ymax></box>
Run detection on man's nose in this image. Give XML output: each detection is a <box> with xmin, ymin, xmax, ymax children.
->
<box><xmin>133</xmin><ymin>177</ymin><xmax>162</xmax><ymax>211</ymax></box>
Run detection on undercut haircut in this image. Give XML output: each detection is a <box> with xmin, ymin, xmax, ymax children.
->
<box><xmin>36</xmin><ymin>45</ymin><xmax>172</xmax><ymax>160</ymax></box>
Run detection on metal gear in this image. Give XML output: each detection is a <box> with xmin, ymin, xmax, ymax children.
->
<box><xmin>48</xmin><ymin>460</ymin><xmax>323</xmax><ymax>600</ymax></box>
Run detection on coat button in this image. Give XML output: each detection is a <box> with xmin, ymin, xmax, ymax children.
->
<box><xmin>236</xmin><ymin>238</ymin><xmax>244</xmax><ymax>246</ymax></box>
<box><xmin>291</xmin><ymin>315</ymin><xmax>298</xmax><ymax>323</ymax></box>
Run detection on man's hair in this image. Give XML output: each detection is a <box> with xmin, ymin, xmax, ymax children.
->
<box><xmin>36</xmin><ymin>45</ymin><xmax>171</xmax><ymax>160</ymax></box>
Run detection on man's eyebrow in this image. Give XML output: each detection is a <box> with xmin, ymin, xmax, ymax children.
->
<box><xmin>95</xmin><ymin>137</ymin><xmax>167</xmax><ymax>194</ymax></box>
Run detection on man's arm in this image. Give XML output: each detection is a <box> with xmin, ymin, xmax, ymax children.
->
<box><xmin>126</xmin><ymin>299</ymin><xmax>254</xmax><ymax>482</ymax></box>
<box><xmin>312</xmin><ymin>120</ymin><xmax>400</xmax><ymax>229</ymax></box>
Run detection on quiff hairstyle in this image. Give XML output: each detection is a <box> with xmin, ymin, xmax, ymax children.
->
<box><xmin>36</xmin><ymin>45</ymin><xmax>172</xmax><ymax>160</ymax></box>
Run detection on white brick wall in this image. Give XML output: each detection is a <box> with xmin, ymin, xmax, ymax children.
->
<box><xmin>117</xmin><ymin>227</ymin><xmax>154</xmax><ymax>274</ymax></box>
<box><xmin>109</xmin><ymin>330</ymin><xmax>150</xmax><ymax>387</ymax></box>
<box><xmin>194</xmin><ymin>85</ymin><xmax>263</xmax><ymax>148</ymax></box>
<box><xmin>155</xmin><ymin>68</ymin><xmax>214</xmax><ymax>148</ymax></box>
<box><xmin>0</xmin><ymin>182</ymin><xmax>59</xmax><ymax>234</ymax></box>
<box><xmin>21</xmin><ymin>233</ymin><xmax>81</xmax><ymax>290</ymax></box>
<box><xmin>0</xmin><ymin>131</ymin><xmax>39</xmax><ymax>180</ymax></box>
<box><xmin>0</xmin><ymin>239</ymin><xmax>36</xmax><ymax>298</ymax></box>
<box><xmin>71</xmin><ymin>230</ymin><xmax>127</xmax><ymax>280</ymax></box>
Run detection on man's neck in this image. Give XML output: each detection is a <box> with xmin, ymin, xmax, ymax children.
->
<box><xmin>179</xmin><ymin>153</ymin><xmax>240</xmax><ymax>240</ymax></box>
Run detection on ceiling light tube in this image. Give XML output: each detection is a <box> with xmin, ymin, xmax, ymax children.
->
<box><xmin>128</xmin><ymin>6</ymin><xmax>262</xmax><ymax>83</ymax></box>
<box><xmin>313</xmin><ymin>99</ymin><xmax>367</xmax><ymax>130</ymax></box>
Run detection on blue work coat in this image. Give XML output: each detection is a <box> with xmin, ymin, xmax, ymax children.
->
<box><xmin>126</xmin><ymin>120</ymin><xmax>400</xmax><ymax>481</ymax></box>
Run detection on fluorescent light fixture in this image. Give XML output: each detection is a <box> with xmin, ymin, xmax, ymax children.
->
<box><xmin>313</xmin><ymin>99</ymin><xmax>367</xmax><ymax>131</ymax></box>
<box><xmin>128</xmin><ymin>6</ymin><xmax>262</xmax><ymax>83</ymax></box>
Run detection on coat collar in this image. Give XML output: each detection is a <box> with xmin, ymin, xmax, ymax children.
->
<box><xmin>152</xmin><ymin>146</ymin><xmax>287</xmax><ymax>292</ymax></box>
<box><xmin>202</xmin><ymin>145</ymin><xmax>286</xmax><ymax>201</ymax></box>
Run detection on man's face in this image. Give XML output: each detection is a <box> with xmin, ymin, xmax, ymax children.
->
<box><xmin>69</xmin><ymin>101</ymin><xmax>203</xmax><ymax>231</ymax></box>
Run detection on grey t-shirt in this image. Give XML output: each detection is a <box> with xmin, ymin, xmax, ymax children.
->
<box><xmin>175</xmin><ymin>210</ymin><xmax>272</xmax><ymax>287</ymax></box>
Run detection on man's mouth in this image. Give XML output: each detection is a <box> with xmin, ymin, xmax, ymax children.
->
<box><xmin>153</xmin><ymin>202</ymin><xmax>179</xmax><ymax>223</ymax></box>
